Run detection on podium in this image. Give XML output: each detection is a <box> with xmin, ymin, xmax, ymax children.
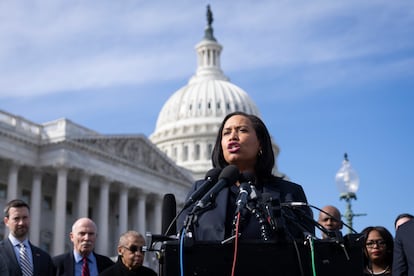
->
<box><xmin>159</xmin><ymin>234</ymin><xmax>364</xmax><ymax>276</ymax></box>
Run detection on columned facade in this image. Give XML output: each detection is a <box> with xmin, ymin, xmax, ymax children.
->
<box><xmin>0</xmin><ymin>110</ymin><xmax>193</xmax><ymax>258</ymax></box>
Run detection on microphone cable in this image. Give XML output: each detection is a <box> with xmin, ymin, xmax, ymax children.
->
<box><xmin>307</xmin><ymin>235</ymin><xmax>317</xmax><ymax>276</ymax></box>
<box><xmin>165</xmin><ymin>207</ymin><xmax>185</xmax><ymax>236</ymax></box>
<box><xmin>231</xmin><ymin>212</ymin><xmax>241</xmax><ymax>276</ymax></box>
<box><xmin>179</xmin><ymin>227</ymin><xmax>186</xmax><ymax>276</ymax></box>
<box><xmin>308</xmin><ymin>204</ymin><xmax>358</xmax><ymax>234</ymax></box>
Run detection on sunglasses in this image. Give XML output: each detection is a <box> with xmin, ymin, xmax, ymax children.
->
<box><xmin>122</xmin><ymin>245</ymin><xmax>145</xmax><ymax>253</ymax></box>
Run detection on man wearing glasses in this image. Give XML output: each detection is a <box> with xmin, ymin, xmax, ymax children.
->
<box><xmin>53</xmin><ymin>217</ymin><xmax>114</xmax><ymax>275</ymax></box>
<box><xmin>99</xmin><ymin>230</ymin><xmax>156</xmax><ymax>276</ymax></box>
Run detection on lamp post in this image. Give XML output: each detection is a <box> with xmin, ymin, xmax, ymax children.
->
<box><xmin>335</xmin><ymin>153</ymin><xmax>365</xmax><ymax>233</ymax></box>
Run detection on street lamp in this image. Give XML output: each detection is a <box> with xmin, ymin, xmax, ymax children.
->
<box><xmin>335</xmin><ymin>153</ymin><xmax>365</xmax><ymax>233</ymax></box>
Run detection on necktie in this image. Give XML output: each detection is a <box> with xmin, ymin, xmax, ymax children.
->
<box><xmin>19</xmin><ymin>243</ymin><xmax>33</xmax><ymax>276</ymax></box>
<box><xmin>82</xmin><ymin>256</ymin><xmax>90</xmax><ymax>276</ymax></box>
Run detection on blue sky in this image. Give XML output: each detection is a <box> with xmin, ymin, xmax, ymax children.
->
<box><xmin>1</xmin><ymin>0</ymin><xmax>413</xmax><ymax>237</ymax></box>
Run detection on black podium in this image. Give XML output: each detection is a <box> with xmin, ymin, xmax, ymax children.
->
<box><xmin>159</xmin><ymin>234</ymin><xmax>364</xmax><ymax>276</ymax></box>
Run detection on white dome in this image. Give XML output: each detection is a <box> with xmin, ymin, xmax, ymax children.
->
<box><xmin>150</xmin><ymin>6</ymin><xmax>278</xmax><ymax>179</ymax></box>
<box><xmin>154</xmin><ymin>79</ymin><xmax>260</xmax><ymax>134</ymax></box>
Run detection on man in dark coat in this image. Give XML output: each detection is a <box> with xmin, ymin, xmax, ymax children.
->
<box><xmin>53</xmin><ymin>217</ymin><xmax>114</xmax><ymax>275</ymax></box>
<box><xmin>393</xmin><ymin>219</ymin><xmax>414</xmax><ymax>276</ymax></box>
<box><xmin>0</xmin><ymin>199</ymin><xmax>55</xmax><ymax>276</ymax></box>
<box><xmin>99</xmin><ymin>231</ymin><xmax>156</xmax><ymax>276</ymax></box>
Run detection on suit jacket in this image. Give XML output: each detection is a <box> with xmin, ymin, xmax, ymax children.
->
<box><xmin>393</xmin><ymin>219</ymin><xmax>414</xmax><ymax>276</ymax></box>
<box><xmin>0</xmin><ymin>238</ymin><xmax>55</xmax><ymax>276</ymax></box>
<box><xmin>99</xmin><ymin>256</ymin><xmax>157</xmax><ymax>276</ymax></box>
<box><xmin>53</xmin><ymin>251</ymin><xmax>114</xmax><ymax>276</ymax></box>
<box><xmin>0</xmin><ymin>249</ymin><xmax>9</xmax><ymax>275</ymax></box>
<box><xmin>177</xmin><ymin>175</ymin><xmax>314</xmax><ymax>241</ymax></box>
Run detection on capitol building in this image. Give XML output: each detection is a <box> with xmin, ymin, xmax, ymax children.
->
<box><xmin>0</xmin><ymin>6</ymin><xmax>280</xmax><ymax>258</ymax></box>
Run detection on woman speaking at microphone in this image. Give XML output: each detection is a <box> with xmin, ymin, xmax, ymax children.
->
<box><xmin>178</xmin><ymin>111</ymin><xmax>314</xmax><ymax>242</ymax></box>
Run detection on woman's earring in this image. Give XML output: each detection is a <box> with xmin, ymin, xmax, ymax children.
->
<box><xmin>258</xmin><ymin>149</ymin><xmax>263</xmax><ymax>156</ymax></box>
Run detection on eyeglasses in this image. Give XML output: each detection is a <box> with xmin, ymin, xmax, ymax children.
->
<box><xmin>122</xmin><ymin>245</ymin><xmax>145</xmax><ymax>253</ymax></box>
<box><xmin>366</xmin><ymin>240</ymin><xmax>386</xmax><ymax>248</ymax></box>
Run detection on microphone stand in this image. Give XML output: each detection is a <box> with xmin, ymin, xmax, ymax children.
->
<box><xmin>182</xmin><ymin>200</ymin><xmax>216</xmax><ymax>240</ymax></box>
<box><xmin>283</xmin><ymin>206</ymin><xmax>351</xmax><ymax>261</ymax></box>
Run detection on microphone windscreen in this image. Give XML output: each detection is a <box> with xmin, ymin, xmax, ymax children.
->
<box><xmin>205</xmin><ymin>168</ymin><xmax>222</xmax><ymax>182</ymax></box>
<box><xmin>161</xmin><ymin>193</ymin><xmax>176</xmax><ymax>236</ymax></box>
<box><xmin>218</xmin><ymin>165</ymin><xmax>240</xmax><ymax>186</ymax></box>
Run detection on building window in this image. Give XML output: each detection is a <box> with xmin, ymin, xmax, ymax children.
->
<box><xmin>173</xmin><ymin>147</ymin><xmax>177</xmax><ymax>159</ymax></box>
<box><xmin>22</xmin><ymin>190</ymin><xmax>31</xmax><ymax>205</ymax></box>
<box><xmin>43</xmin><ymin>196</ymin><xmax>52</xmax><ymax>210</ymax></box>
<box><xmin>208</xmin><ymin>144</ymin><xmax>213</xmax><ymax>157</ymax></box>
<box><xmin>66</xmin><ymin>201</ymin><xmax>73</xmax><ymax>215</ymax></box>
<box><xmin>0</xmin><ymin>184</ymin><xmax>6</xmax><ymax>199</ymax></box>
<box><xmin>40</xmin><ymin>242</ymin><xmax>50</xmax><ymax>253</ymax></box>
<box><xmin>88</xmin><ymin>207</ymin><xmax>93</xmax><ymax>219</ymax></box>
<box><xmin>183</xmin><ymin>145</ymin><xmax>188</xmax><ymax>161</ymax></box>
<box><xmin>195</xmin><ymin>144</ymin><xmax>200</xmax><ymax>160</ymax></box>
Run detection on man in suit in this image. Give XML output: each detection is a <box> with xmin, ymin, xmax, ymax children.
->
<box><xmin>393</xmin><ymin>218</ymin><xmax>414</xmax><ymax>276</ymax></box>
<box><xmin>0</xmin><ymin>199</ymin><xmax>55</xmax><ymax>276</ymax></box>
<box><xmin>394</xmin><ymin>213</ymin><xmax>413</xmax><ymax>230</ymax></box>
<box><xmin>0</xmin><ymin>249</ymin><xmax>10</xmax><ymax>274</ymax></box>
<box><xmin>317</xmin><ymin>205</ymin><xmax>343</xmax><ymax>239</ymax></box>
<box><xmin>53</xmin><ymin>217</ymin><xmax>114</xmax><ymax>276</ymax></box>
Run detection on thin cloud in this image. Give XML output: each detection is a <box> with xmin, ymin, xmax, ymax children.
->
<box><xmin>0</xmin><ymin>0</ymin><xmax>413</xmax><ymax>99</ymax></box>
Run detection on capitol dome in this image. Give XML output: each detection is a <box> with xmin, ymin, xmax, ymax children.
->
<box><xmin>150</xmin><ymin>6</ymin><xmax>279</xmax><ymax>179</ymax></box>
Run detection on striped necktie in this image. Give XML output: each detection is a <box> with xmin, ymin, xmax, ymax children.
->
<box><xmin>81</xmin><ymin>256</ymin><xmax>90</xmax><ymax>276</ymax></box>
<box><xmin>19</xmin><ymin>243</ymin><xmax>33</xmax><ymax>276</ymax></box>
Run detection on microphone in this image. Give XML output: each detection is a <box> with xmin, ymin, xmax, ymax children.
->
<box><xmin>235</xmin><ymin>172</ymin><xmax>255</xmax><ymax>214</ymax></box>
<box><xmin>191</xmin><ymin>165</ymin><xmax>240</xmax><ymax>214</ymax></box>
<box><xmin>281</xmin><ymin>201</ymin><xmax>308</xmax><ymax>207</ymax></box>
<box><xmin>262</xmin><ymin>192</ymin><xmax>285</xmax><ymax>234</ymax></box>
<box><xmin>182</xmin><ymin>168</ymin><xmax>222</xmax><ymax>210</ymax></box>
<box><xmin>161</xmin><ymin>193</ymin><xmax>177</xmax><ymax>236</ymax></box>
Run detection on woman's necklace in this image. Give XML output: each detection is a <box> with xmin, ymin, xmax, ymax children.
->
<box><xmin>367</xmin><ymin>265</ymin><xmax>390</xmax><ymax>275</ymax></box>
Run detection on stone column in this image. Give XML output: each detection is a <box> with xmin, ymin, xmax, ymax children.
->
<box><xmin>7</xmin><ymin>162</ymin><xmax>19</xmax><ymax>201</ymax></box>
<box><xmin>30</xmin><ymin>169</ymin><xmax>42</xmax><ymax>245</ymax></box>
<box><xmin>96</xmin><ymin>179</ymin><xmax>110</xmax><ymax>255</ymax></box>
<box><xmin>188</xmin><ymin>143</ymin><xmax>194</xmax><ymax>162</ymax></box>
<box><xmin>53</xmin><ymin>167</ymin><xmax>68</xmax><ymax>255</ymax></box>
<box><xmin>118</xmin><ymin>184</ymin><xmax>128</xmax><ymax>236</ymax></box>
<box><xmin>78</xmin><ymin>172</ymin><xmax>90</xmax><ymax>218</ymax></box>
<box><xmin>136</xmin><ymin>192</ymin><xmax>147</xmax><ymax>235</ymax></box>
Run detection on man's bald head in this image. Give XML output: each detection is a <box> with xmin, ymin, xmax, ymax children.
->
<box><xmin>318</xmin><ymin>205</ymin><xmax>343</xmax><ymax>239</ymax></box>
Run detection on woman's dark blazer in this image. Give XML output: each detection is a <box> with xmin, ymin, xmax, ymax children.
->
<box><xmin>177</xmin><ymin>175</ymin><xmax>314</xmax><ymax>241</ymax></box>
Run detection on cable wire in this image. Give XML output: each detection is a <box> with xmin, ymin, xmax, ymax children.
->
<box><xmin>309</xmin><ymin>204</ymin><xmax>358</xmax><ymax>234</ymax></box>
<box><xmin>231</xmin><ymin>212</ymin><xmax>241</xmax><ymax>276</ymax></box>
<box><xmin>179</xmin><ymin>228</ymin><xmax>186</xmax><ymax>276</ymax></box>
<box><xmin>308</xmin><ymin>236</ymin><xmax>317</xmax><ymax>276</ymax></box>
